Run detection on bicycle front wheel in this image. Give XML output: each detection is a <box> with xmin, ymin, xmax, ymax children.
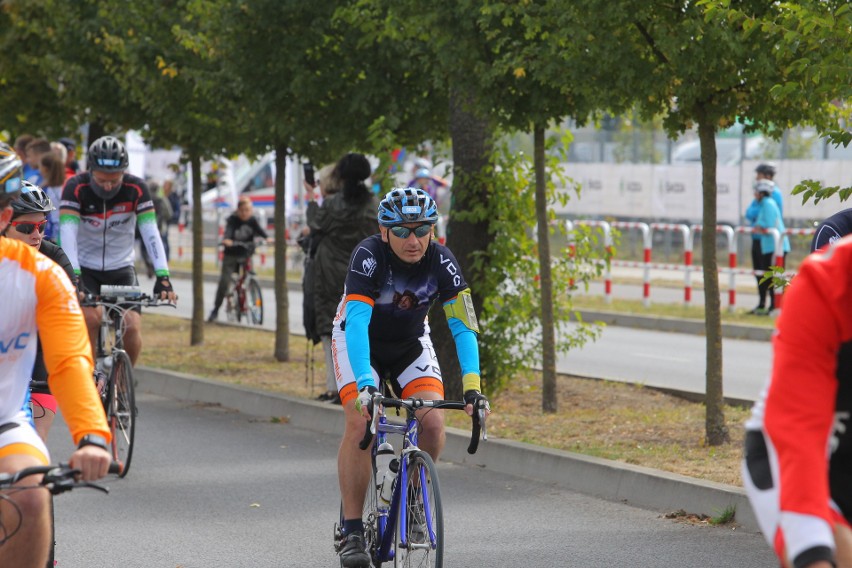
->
<box><xmin>394</xmin><ymin>451</ymin><xmax>443</xmax><ymax>568</ymax></box>
<box><xmin>106</xmin><ymin>351</ymin><xmax>135</xmax><ymax>477</ymax></box>
<box><xmin>225</xmin><ymin>278</ymin><xmax>240</xmax><ymax>322</ymax></box>
<box><xmin>247</xmin><ymin>278</ymin><xmax>263</xmax><ymax>325</ymax></box>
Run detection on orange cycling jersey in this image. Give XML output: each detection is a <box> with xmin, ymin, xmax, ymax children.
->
<box><xmin>0</xmin><ymin>238</ymin><xmax>109</xmax><ymax>444</ymax></box>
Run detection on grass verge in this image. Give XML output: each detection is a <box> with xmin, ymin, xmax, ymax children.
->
<box><xmin>140</xmin><ymin>314</ymin><xmax>749</xmax><ymax>487</ymax></box>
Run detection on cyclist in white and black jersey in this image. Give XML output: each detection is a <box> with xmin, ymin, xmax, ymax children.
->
<box><xmin>59</xmin><ymin>136</ymin><xmax>177</xmax><ymax>365</ymax></box>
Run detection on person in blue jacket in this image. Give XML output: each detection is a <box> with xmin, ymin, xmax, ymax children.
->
<box><xmin>748</xmin><ymin>179</ymin><xmax>790</xmax><ymax>315</ymax></box>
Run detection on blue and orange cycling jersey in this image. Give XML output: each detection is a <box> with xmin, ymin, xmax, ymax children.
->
<box><xmin>332</xmin><ymin>234</ymin><xmax>479</xmax><ymax>390</ymax></box>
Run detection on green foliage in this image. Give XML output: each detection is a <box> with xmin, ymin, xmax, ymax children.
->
<box><xmin>477</xmin><ymin>134</ymin><xmax>605</xmax><ymax>393</ymax></box>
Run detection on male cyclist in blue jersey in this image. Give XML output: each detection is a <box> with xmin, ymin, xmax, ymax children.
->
<box><xmin>59</xmin><ymin>136</ymin><xmax>177</xmax><ymax>366</ymax></box>
<box><xmin>333</xmin><ymin>187</ymin><xmax>489</xmax><ymax>567</ymax></box>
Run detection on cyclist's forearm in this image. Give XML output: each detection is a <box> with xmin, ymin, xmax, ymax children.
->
<box><xmin>447</xmin><ymin>318</ymin><xmax>481</xmax><ymax>391</ymax></box>
<box><xmin>59</xmin><ymin>212</ymin><xmax>81</xmax><ymax>273</ymax></box>
<box><xmin>345</xmin><ymin>299</ymin><xmax>375</xmax><ymax>389</ymax></box>
<box><xmin>138</xmin><ymin>212</ymin><xmax>170</xmax><ymax>276</ymax></box>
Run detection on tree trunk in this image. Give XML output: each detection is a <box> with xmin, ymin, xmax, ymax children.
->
<box><xmin>429</xmin><ymin>87</ymin><xmax>493</xmax><ymax>400</ymax></box>
<box><xmin>273</xmin><ymin>145</ymin><xmax>290</xmax><ymax>362</ymax></box>
<box><xmin>86</xmin><ymin>121</ymin><xmax>105</xmax><ymax>148</ymax></box>
<box><xmin>190</xmin><ymin>152</ymin><xmax>204</xmax><ymax>346</ymax></box>
<box><xmin>697</xmin><ymin>113</ymin><xmax>729</xmax><ymax>446</ymax></box>
<box><xmin>534</xmin><ymin>125</ymin><xmax>558</xmax><ymax>413</ymax></box>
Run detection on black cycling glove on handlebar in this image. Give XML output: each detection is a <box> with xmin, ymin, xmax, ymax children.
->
<box><xmin>153</xmin><ymin>276</ymin><xmax>173</xmax><ymax>298</ymax></box>
<box><xmin>464</xmin><ymin>390</ymin><xmax>489</xmax><ymax>411</ymax></box>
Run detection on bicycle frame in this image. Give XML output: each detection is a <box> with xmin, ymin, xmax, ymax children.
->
<box><xmin>373</xmin><ymin>412</ymin><xmax>434</xmax><ymax>562</ymax></box>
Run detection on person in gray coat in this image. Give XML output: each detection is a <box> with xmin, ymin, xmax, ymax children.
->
<box><xmin>305</xmin><ymin>153</ymin><xmax>379</xmax><ymax>403</ymax></box>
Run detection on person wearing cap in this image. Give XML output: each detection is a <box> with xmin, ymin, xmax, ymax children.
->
<box><xmin>0</xmin><ymin>142</ymin><xmax>111</xmax><ymax>568</ymax></box>
<box><xmin>745</xmin><ymin>163</ymin><xmax>785</xmax><ymax>315</ymax></box>
<box><xmin>57</xmin><ymin>137</ymin><xmax>80</xmax><ymax>175</ymax></box>
<box><xmin>60</xmin><ymin>135</ymin><xmax>177</xmax><ymax>367</ymax></box>
<box><xmin>749</xmin><ymin>178</ymin><xmax>790</xmax><ymax>315</ymax></box>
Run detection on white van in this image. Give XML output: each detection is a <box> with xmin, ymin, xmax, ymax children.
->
<box><xmin>200</xmin><ymin>153</ymin><xmax>304</xmax><ymax>230</ymax></box>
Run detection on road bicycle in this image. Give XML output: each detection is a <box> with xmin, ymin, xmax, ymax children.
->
<box><xmin>224</xmin><ymin>241</ymin><xmax>264</xmax><ymax>325</ymax></box>
<box><xmin>82</xmin><ymin>285</ymin><xmax>174</xmax><ymax>477</ymax></box>
<box><xmin>335</xmin><ymin>391</ymin><xmax>487</xmax><ymax>567</ymax></box>
<box><xmin>0</xmin><ymin>462</ymin><xmax>121</xmax><ymax>567</ymax></box>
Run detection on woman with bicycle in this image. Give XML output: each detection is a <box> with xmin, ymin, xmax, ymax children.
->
<box><xmin>208</xmin><ymin>195</ymin><xmax>268</xmax><ymax>322</ymax></box>
<box><xmin>3</xmin><ymin>182</ymin><xmax>78</xmax><ymax>442</ymax></box>
<box><xmin>332</xmin><ymin>187</ymin><xmax>489</xmax><ymax>568</ymax></box>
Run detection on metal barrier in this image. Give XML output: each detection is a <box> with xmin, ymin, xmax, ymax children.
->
<box><xmin>564</xmin><ymin>220</ymin><xmax>813</xmax><ymax>310</ymax></box>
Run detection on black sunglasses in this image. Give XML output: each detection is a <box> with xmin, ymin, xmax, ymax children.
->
<box><xmin>390</xmin><ymin>225</ymin><xmax>432</xmax><ymax>239</ymax></box>
<box><xmin>10</xmin><ymin>220</ymin><xmax>47</xmax><ymax>235</ymax></box>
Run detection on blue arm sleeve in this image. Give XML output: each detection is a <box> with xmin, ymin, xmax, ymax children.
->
<box><xmin>448</xmin><ymin>318</ymin><xmax>480</xmax><ymax>377</ymax></box>
<box><xmin>345</xmin><ymin>300</ymin><xmax>375</xmax><ymax>390</ymax></box>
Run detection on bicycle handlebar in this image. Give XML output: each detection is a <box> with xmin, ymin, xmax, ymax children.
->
<box><xmin>358</xmin><ymin>395</ymin><xmax>486</xmax><ymax>455</ymax></box>
<box><xmin>80</xmin><ymin>293</ymin><xmax>177</xmax><ymax>310</ymax></box>
<box><xmin>0</xmin><ymin>462</ymin><xmax>123</xmax><ymax>495</ymax></box>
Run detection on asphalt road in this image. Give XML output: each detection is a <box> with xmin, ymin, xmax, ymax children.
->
<box><xmin>157</xmin><ymin>274</ymin><xmax>773</xmax><ymax>402</ymax></box>
<box><xmin>48</xmin><ymin>393</ymin><xmax>777</xmax><ymax>568</ymax></box>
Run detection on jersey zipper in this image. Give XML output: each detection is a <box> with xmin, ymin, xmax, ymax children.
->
<box><xmin>102</xmin><ymin>200</ymin><xmax>108</xmax><ymax>270</ymax></box>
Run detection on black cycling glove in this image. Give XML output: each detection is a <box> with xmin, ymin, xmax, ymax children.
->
<box><xmin>464</xmin><ymin>390</ymin><xmax>489</xmax><ymax>411</ymax></box>
<box><xmin>153</xmin><ymin>275</ymin><xmax>173</xmax><ymax>298</ymax></box>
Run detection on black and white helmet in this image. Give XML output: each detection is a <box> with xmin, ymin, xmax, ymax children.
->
<box><xmin>12</xmin><ymin>181</ymin><xmax>54</xmax><ymax>217</ymax></box>
<box><xmin>87</xmin><ymin>136</ymin><xmax>128</xmax><ymax>172</ymax></box>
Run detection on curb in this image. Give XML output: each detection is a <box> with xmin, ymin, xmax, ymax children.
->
<box><xmin>170</xmin><ymin>269</ymin><xmax>772</xmax><ymax>342</ymax></box>
<box><xmin>136</xmin><ymin>366</ymin><xmax>760</xmax><ymax>532</ymax></box>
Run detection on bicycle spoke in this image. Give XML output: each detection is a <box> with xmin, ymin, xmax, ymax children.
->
<box><xmin>248</xmin><ymin>278</ymin><xmax>263</xmax><ymax>325</ymax></box>
<box><xmin>107</xmin><ymin>351</ymin><xmax>135</xmax><ymax>477</ymax></box>
<box><xmin>395</xmin><ymin>451</ymin><xmax>442</xmax><ymax>568</ymax></box>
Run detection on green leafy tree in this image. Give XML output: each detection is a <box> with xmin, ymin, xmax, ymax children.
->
<box><xmin>545</xmin><ymin>0</ymin><xmax>848</xmax><ymax>444</ymax></box>
<box><xmin>0</xmin><ymin>0</ymin><xmax>149</xmax><ymax>141</ymax></box>
<box><xmin>707</xmin><ymin>0</ymin><xmax>851</xmax><ymax>203</ymax></box>
<box><xmin>93</xmin><ymin>0</ymin><xmax>246</xmax><ymax>345</ymax></box>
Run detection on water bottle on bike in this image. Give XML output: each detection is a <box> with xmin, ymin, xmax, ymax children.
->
<box><xmin>375</xmin><ymin>441</ymin><xmax>395</xmax><ymax>506</ymax></box>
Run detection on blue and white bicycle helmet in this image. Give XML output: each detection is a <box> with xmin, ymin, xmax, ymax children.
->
<box><xmin>377</xmin><ymin>187</ymin><xmax>438</xmax><ymax>227</ymax></box>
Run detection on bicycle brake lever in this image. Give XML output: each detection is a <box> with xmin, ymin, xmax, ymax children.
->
<box><xmin>477</xmin><ymin>408</ymin><xmax>488</xmax><ymax>441</ymax></box>
<box><xmin>369</xmin><ymin>393</ymin><xmax>382</xmax><ymax>436</ymax></box>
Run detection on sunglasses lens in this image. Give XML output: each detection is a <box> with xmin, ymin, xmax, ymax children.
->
<box><xmin>13</xmin><ymin>222</ymin><xmax>44</xmax><ymax>235</ymax></box>
<box><xmin>391</xmin><ymin>225</ymin><xmax>431</xmax><ymax>239</ymax></box>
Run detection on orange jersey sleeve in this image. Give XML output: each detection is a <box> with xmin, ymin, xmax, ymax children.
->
<box><xmin>33</xmin><ymin>253</ymin><xmax>110</xmax><ymax>445</ymax></box>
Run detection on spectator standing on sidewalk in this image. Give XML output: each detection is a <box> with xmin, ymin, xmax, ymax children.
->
<box><xmin>305</xmin><ymin>153</ymin><xmax>378</xmax><ymax>403</ymax></box>
<box><xmin>748</xmin><ymin>179</ymin><xmax>790</xmax><ymax>315</ymax></box>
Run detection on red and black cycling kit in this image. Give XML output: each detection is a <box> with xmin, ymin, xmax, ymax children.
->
<box><xmin>744</xmin><ymin>235</ymin><xmax>852</xmax><ymax>568</ymax></box>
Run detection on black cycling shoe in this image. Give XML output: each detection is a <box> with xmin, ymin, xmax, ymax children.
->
<box><xmin>338</xmin><ymin>531</ymin><xmax>370</xmax><ymax>568</ymax></box>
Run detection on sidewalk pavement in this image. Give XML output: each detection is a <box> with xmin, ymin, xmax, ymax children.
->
<box><xmin>137</xmin><ymin>366</ymin><xmax>760</xmax><ymax>532</ymax></box>
<box><xmin>169</xmin><ymin>268</ymin><xmax>774</xmax><ymax>342</ymax></box>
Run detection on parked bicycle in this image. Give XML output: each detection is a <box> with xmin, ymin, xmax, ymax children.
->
<box><xmin>0</xmin><ymin>462</ymin><xmax>121</xmax><ymax>567</ymax></box>
<box><xmin>335</xmin><ymin>391</ymin><xmax>487</xmax><ymax>567</ymax></box>
<box><xmin>81</xmin><ymin>285</ymin><xmax>174</xmax><ymax>477</ymax></box>
<box><xmin>224</xmin><ymin>240</ymin><xmax>264</xmax><ymax>325</ymax></box>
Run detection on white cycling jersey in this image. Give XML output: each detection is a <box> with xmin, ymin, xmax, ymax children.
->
<box><xmin>59</xmin><ymin>172</ymin><xmax>169</xmax><ymax>275</ymax></box>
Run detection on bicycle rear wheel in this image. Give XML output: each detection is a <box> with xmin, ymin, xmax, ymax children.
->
<box><xmin>247</xmin><ymin>278</ymin><xmax>263</xmax><ymax>325</ymax></box>
<box><xmin>106</xmin><ymin>351</ymin><xmax>135</xmax><ymax>477</ymax></box>
<box><xmin>394</xmin><ymin>451</ymin><xmax>442</xmax><ymax>568</ymax></box>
